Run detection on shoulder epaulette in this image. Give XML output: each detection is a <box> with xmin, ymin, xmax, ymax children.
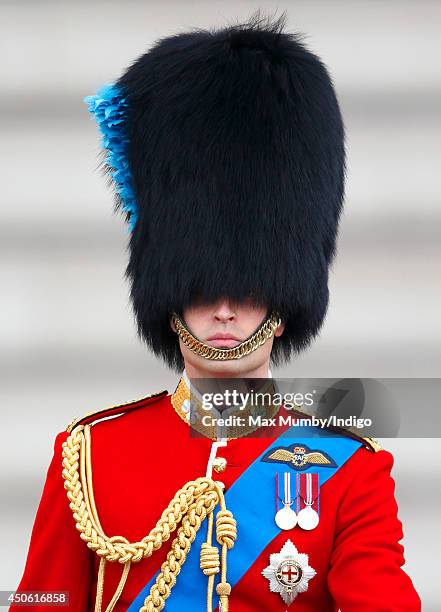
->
<box><xmin>66</xmin><ymin>389</ymin><xmax>168</xmax><ymax>433</ymax></box>
<box><xmin>360</xmin><ymin>436</ymin><xmax>383</xmax><ymax>452</ymax></box>
<box><xmin>333</xmin><ymin>429</ymin><xmax>383</xmax><ymax>452</ymax></box>
<box><xmin>324</xmin><ymin>427</ymin><xmax>383</xmax><ymax>453</ymax></box>
<box><xmin>325</xmin><ymin>428</ymin><xmax>383</xmax><ymax>453</ymax></box>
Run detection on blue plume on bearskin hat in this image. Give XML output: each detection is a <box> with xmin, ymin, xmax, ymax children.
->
<box><xmin>85</xmin><ymin>12</ymin><xmax>346</xmax><ymax>370</ymax></box>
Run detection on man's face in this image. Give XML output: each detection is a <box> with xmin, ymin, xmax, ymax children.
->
<box><xmin>170</xmin><ymin>298</ymin><xmax>284</xmax><ymax>377</ymax></box>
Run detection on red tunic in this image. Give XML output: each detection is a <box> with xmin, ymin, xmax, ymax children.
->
<box><xmin>11</xmin><ymin>392</ymin><xmax>420</xmax><ymax>611</ymax></box>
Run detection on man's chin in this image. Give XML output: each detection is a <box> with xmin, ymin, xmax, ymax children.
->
<box><xmin>187</xmin><ymin>352</ymin><xmax>262</xmax><ymax>378</ymax></box>
<box><xmin>204</xmin><ymin>360</ymin><xmax>244</xmax><ymax>375</ymax></box>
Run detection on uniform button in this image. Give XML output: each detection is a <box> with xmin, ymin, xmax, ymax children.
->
<box><xmin>213</xmin><ymin>457</ymin><xmax>227</xmax><ymax>473</ymax></box>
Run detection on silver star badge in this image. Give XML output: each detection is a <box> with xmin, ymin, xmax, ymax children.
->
<box><xmin>261</xmin><ymin>539</ymin><xmax>316</xmax><ymax>606</ymax></box>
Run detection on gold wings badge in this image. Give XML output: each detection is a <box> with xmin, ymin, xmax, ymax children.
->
<box><xmin>262</xmin><ymin>444</ymin><xmax>336</xmax><ymax>470</ymax></box>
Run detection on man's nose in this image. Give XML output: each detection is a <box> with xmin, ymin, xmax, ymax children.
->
<box><xmin>213</xmin><ymin>300</ymin><xmax>236</xmax><ymax>322</ymax></box>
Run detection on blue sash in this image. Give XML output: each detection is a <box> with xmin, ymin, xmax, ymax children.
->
<box><xmin>128</xmin><ymin>427</ymin><xmax>362</xmax><ymax>610</ymax></box>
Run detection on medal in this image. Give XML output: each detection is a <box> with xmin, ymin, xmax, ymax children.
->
<box><xmin>275</xmin><ymin>472</ymin><xmax>297</xmax><ymax>530</ymax></box>
<box><xmin>262</xmin><ymin>539</ymin><xmax>316</xmax><ymax>605</ymax></box>
<box><xmin>297</xmin><ymin>473</ymin><xmax>319</xmax><ymax>531</ymax></box>
<box><xmin>297</xmin><ymin>505</ymin><xmax>319</xmax><ymax>530</ymax></box>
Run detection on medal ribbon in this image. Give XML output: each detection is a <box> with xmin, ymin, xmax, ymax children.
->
<box><xmin>298</xmin><ymin>472</ymin><xmax>319</xmax><ymax>512</ymax></box>
<box><xmin>275</xmin><ymin>471</ymin><xmax>294</xmax><ymax>511</ymax></box>
<box><xmin>284</xmin><ymin>472</ymin><xmax>292</xmax><ymax>506</ymax></box>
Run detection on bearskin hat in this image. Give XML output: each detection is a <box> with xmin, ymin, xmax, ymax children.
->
<box><xmin>85</xmin><ymin>12</ymin><xmax>346</xmax><ymax>370</ymax></box>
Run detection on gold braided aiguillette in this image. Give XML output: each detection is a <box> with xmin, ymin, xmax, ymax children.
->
<box><xmin>62</xmin><ymin>424</ymin><xmax>237</xmax><ymax>612</ymax></box>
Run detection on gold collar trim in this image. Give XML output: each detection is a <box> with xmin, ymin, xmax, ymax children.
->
<box><xmin>171</xmin><ymin>375</ymin><xmax>279</xmax><ymax>440</ymax></box>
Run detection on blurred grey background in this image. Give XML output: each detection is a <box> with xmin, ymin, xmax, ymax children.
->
<box><xmin>1</xmin><ymin>0</ymin><xmax>440</xmax><ymax>609</ymax></box>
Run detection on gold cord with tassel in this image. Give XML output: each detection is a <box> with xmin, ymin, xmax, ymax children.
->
<box><xmin>62</xmin><ymin>424</ymin><xmax>237</xmax><ymax>611</ymax></box>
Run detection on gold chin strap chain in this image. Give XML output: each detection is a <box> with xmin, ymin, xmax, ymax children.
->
<box><xmin>171</xmin><ymin>310</ymin><xmax>282</xmax><ymax>361</ymax></box>
<box><xmin>62</xmin><ymin>424</ymin><xmax>237</xmax><ymax>612</ymax></box>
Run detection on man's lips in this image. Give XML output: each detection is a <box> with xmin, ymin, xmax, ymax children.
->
<box><xmin>206</xmin><ymin>333</ymin><xmax>242</xmax><ymax>348</ymax></box>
